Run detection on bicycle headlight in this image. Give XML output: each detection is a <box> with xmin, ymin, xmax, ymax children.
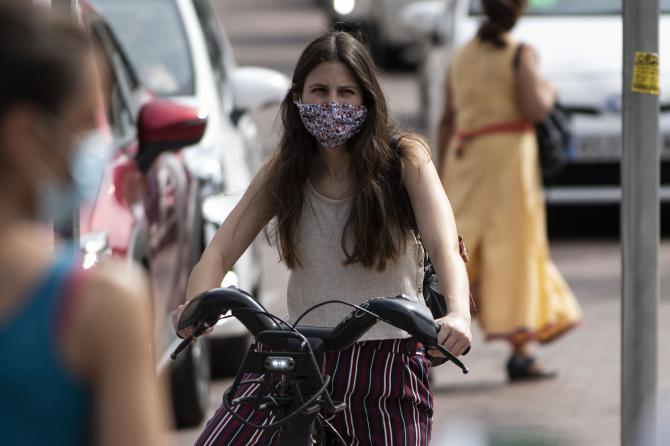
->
<box><xmin>264</xmin><ymin>356</ymin><xmax>295</xmax><ymax>372</ymax></box>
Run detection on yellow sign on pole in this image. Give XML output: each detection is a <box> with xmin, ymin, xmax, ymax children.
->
<box><xmin>632</xmin><ymin>51</ymin><xmax>660</xmax><ymax>95</ymax></box>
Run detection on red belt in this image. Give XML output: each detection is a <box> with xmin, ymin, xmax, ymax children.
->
<box><xmin>455</xmin><ymin>120</ymin><xmax>533</xmax><ymax>155</ymax></box>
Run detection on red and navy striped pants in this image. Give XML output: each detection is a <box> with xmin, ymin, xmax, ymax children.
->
<box><xmin>194</xmin><ymin>338</ymin><xmax>433</xmax><ymax>445</ymax></box>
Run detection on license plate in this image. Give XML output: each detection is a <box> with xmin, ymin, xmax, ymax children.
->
<box><xmin>572</xmin><ymin>135</ymin><xmax>670</xmax><ymax>161</ymax></box>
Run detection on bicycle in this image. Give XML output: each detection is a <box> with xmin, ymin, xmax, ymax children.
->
<box><xmin>171</xmin><ymin>287</ymin><xmax>470</xmax><ymax>446</ymax></box>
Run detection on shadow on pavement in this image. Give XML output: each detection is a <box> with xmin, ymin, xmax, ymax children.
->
<box><xmin>431</xmin><ymin>380</ymin><xmax>507</xmax><ymax>396</ymax></box>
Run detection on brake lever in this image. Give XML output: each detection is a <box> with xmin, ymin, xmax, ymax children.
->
<box><xmin>170</xmin><ymin>337</ymin><xmax>193</xmax><ymax>360</ymax></box>
<box><xmin>170</xmin><ymin>320</ymin><xmax>213</xmax><ymax>360</ymax></box>
<box><xmin>433</xmin><ymin>344</ymin><xmax>470</xmax><ymax>374</ymax></box>
<box><xmin>431</xmin><ymin>319</ymin><xmax>471</xmax><ymax>372</ymax></box>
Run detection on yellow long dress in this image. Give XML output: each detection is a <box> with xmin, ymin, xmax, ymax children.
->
<box><xmin>441</xmin><ymin>37</ymin><xmax>582</xmax><ymax>343</ymax></box>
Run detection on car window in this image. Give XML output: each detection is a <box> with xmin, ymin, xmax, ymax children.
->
<box><xmin>469</xmin><ymin>0</ymin><xmax>670</xmax><ymax>15</ymax></box>
<box><xmin>90</xmin><ymin>22</ymin><xmax>136</xmax><ymax>139</ymax></box>
<box><xmin>192</xmin><ymin>0</ymin><xmax>230</xmax><ymax>84</ymax></box>
<box><xmin>92</xmin><ymin>0</ymin><xmax>195</xmax><ymax>97</ymax></box>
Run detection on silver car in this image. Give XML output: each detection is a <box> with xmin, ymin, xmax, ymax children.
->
<box><xmin>404</xmin><ymin>0</ymin><xmax>670</xmax><ymax>205</ymax></box>
<box><xmin>93</xmin><ymin>0</ymin><xmax>289</xmax><ymax>427</ymax></box>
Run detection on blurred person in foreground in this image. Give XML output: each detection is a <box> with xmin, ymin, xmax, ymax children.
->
<box><xmin>0</xmin><ymin>2</ymin><xmax>167</xmax><ymax>445</ymax></box>
<box><xmin>436</xmin><ymin>0</ymin><xmax>582</xmax><ymax>381</ymax></box>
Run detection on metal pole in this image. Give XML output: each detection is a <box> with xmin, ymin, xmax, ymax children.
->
<box><xmin>50</xmin><ymin>0</ymin><xmax>80</xmax><ymax>244</ymax></box>
<box><xmin>622</xmin><ymin>0</ymin><xmax>660</xmax><ymax>445</ymax></box>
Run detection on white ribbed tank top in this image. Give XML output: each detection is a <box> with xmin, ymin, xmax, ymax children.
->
<box><xmin>286</xmin><ymin>180</ymin><xmax>428</xmax><ymax>341</ymax></box>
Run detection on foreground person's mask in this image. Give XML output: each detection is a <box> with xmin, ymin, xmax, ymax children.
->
<box><xmin>35</xmin><ymin>126</ymin><xmax>112</xmax><ymax>229</ymax></box>
<box><xmin>294</xmin><ymin>101</ymin><xmax>368</xmax><ymax>149</ymax></box>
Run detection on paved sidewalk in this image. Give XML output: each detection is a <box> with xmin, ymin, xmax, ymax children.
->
<box><xmin>430</xmin><ymin>241</ymin><xmax>670</xmax><ymax>446</ymax></box>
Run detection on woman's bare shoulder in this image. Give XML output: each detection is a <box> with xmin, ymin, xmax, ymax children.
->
<box><xmin>74</xmin><ymin>260</ymin><xmax>152</xmax><ymax>344</ymax></box>
<box><xmin>397</xmin><ymin>133</ymin><xmax>433</xmax><ymax>166</ymax></box>
<box><xmin>518</xmin><ymin>43</ymin><xmax>540</xmax><ymax>65</ymax></box>
<box><xmin>85</xmin><ymin>260</ymin><xmax>149</xmax><ymax>304</ymax></box>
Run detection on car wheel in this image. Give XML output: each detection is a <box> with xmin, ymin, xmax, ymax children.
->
<box><xmin>170</xmin><ymin>337</ymin><xmax>211</xmax><ymax>428</ymax></box>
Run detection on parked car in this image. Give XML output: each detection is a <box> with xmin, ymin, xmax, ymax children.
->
<box><xmin>322</xmin><ymin>0</ymin><xmax>429</xmax><ymax>66</ymax></box>
<box><xmin>77</xmin><ymin>2</ymin><xmax>211</xmax><ymax>428</ymax></box>
<box><xmin>92</xmin><ymin>0</ymin><xmax>289</xmax><ymax>378</ymax></box>
<box><xmin>403</xmin><ymin>0</ymin><xmax>670</xmax><ymax>205</ymax></box>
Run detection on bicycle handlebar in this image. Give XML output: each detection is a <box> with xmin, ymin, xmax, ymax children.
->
<box><xmin>178</xmin><ymin>287</ymin><xmax>280</xmax><ymax>334</ymax></box>
<box><xmin>175</xmin><ymin>287</ymin><xmax>469</xmax><ymax>372</ymax></box>
<box><xmin>177</xmin><ymin>287</ymin><xmax>438</xmax><ymax>351</ymax></box>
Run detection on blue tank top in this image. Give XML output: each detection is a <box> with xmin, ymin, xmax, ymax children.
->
<box><xmin>0</xmin><ymin>248</ymin><xmax>90</xmax><ymax>446</ymax></box>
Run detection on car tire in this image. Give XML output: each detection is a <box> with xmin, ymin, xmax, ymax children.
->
<box><xmin>170</xmin><ymin>337</ymin><xmax>211</xmax><ymax>428</ymax></box>
<box><xmin>209</xmin><ymin>334</ymin><xmax>252</xmax><ymax>378</ymax></box>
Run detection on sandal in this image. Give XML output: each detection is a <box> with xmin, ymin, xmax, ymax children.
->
<box><xmin>506</xmin><ymin>354</ymin><xmax>558</xmax><ymax>382</ymax></box>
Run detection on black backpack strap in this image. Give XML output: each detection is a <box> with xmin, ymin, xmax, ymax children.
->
<box><xmin>389</xmin><ymin>132</ymin><xmax>402</xmax><ymax>152</ymax></box>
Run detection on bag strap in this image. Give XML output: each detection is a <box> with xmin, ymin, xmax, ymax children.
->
<box><xmin>389</xmin><ymin>132</ymin><xmax>403</xmax><ymax>152</ymax></box>
<box><xmin>513</xmin><ymin>42</ymin><xmax>525</xmax><ymax>71</ymax></box>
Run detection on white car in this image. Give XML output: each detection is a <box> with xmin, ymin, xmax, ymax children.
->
<box><xmin>403</xmin><ymin>0</ymin><xmax>670</xmax><ymax>205</ymax></box>
<box><xmin>93</xmin><ymin>0</ymin><xmax>289</xmax><ymax>404</ymax></box>
<box><xmin>324</xmin><ymin>0</ymin><xmax>429</xmax><ymax>65</ymax></box>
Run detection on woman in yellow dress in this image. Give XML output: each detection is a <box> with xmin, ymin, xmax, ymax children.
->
<box><xmin>437</xmin><ymin>0</ymin><xmax>582</xmax><ymax>381</ymax></box>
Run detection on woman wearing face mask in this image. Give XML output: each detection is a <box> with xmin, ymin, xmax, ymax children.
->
<box><xmin>174</xmin><ymin>31</ymin><xmax>472</xmax><ymax>445</ymax></box>
<box><xmin>0</xmin><ymin>2</ymin><xmax>167</xmax><ymax>445</ymax></box>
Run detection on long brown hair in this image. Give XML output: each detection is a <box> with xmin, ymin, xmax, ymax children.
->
<box><xmin>477</xmin><ymin>0</ymin><xmax>527</xmax><ymax>48</ymax></box>
<box><xmin>265</xmin><ymin>31</ymin><xmax>417</xmax><ymax>271</ymax></box>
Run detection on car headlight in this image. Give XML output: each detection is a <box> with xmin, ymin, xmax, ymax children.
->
<box><xmin>80</xmin><ymin>231</ymin><xmax>111</xmax><ymax>270</ymax></box>
<box><xmin>182</xmin><ymin>147</ymin><xmax>223</xmax><ymax>186</ymax></box>
<box><xmin>333</xmin><ymin>0</ymin><xmax>355</xmax><ymax>15</ymax></box>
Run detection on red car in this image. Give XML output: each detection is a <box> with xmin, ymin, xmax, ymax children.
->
<box><xmin>77</xmin><ymin>3</ymin><xmax>211</xmax><ymax>428</ymax></box>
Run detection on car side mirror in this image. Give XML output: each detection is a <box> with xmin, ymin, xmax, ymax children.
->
<box><xmin>230</xmin><ymin>66</ymin><xmax>289</xmax><ymax>125</ymax></box>
<box><xmin>400</xmin><ymin>0</ymin><xmax>450</xmax><ymax>45</ymax></box>
<box><xmin>136</xmin><ymin>99</ymin><xmax>208</xmax><ymax>172</ymax></box>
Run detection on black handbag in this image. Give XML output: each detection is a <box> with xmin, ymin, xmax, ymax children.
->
<box><xmin>535</xmin><ymin>103</ymin><xmax>571</xmax><ymax>180</ymax></box>
<box><xmin>421</xmin><ymin>252</ymin><xmax>447</xmax><ymax>318</ymax></box>
<box><xmin>514</xmin><ymin>44</ymin><xmax>572</xmax><ymax>180</ymax></box>
<box><xmin>416</xmin><ymin>234</ymin><xmax>470</xmax><ymax>320</ymax></box>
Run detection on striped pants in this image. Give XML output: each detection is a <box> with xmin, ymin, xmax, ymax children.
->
<box><xmin>194</xmin><ymin>338</ymin><xmax>433</xmax><ymax>446</ymax></box>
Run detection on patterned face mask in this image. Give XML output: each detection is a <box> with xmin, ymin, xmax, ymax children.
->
<box><xmin>294</xmin><ymin>101</ymin><xmax>368</xmax><ymax>149</ymax></box>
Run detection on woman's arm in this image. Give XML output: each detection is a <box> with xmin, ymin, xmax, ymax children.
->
<box><xmin>400</xmin><ymin>137</ymin><xmax>472</xmax><ymax>356</ymax></box>
<box><xmin>516</xmin><ymin>44</ymin><xmax>557</xmax><ymax>122</ymax></box>
<box><xmin>185</xmin><ymin>161</ymin><xmax>276</xmax><ymax>301</ymax></box>
<box><xmin>174</xmin><ymin>161</ymin><xmax>277</xmax><ymax>337</ymax></box>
